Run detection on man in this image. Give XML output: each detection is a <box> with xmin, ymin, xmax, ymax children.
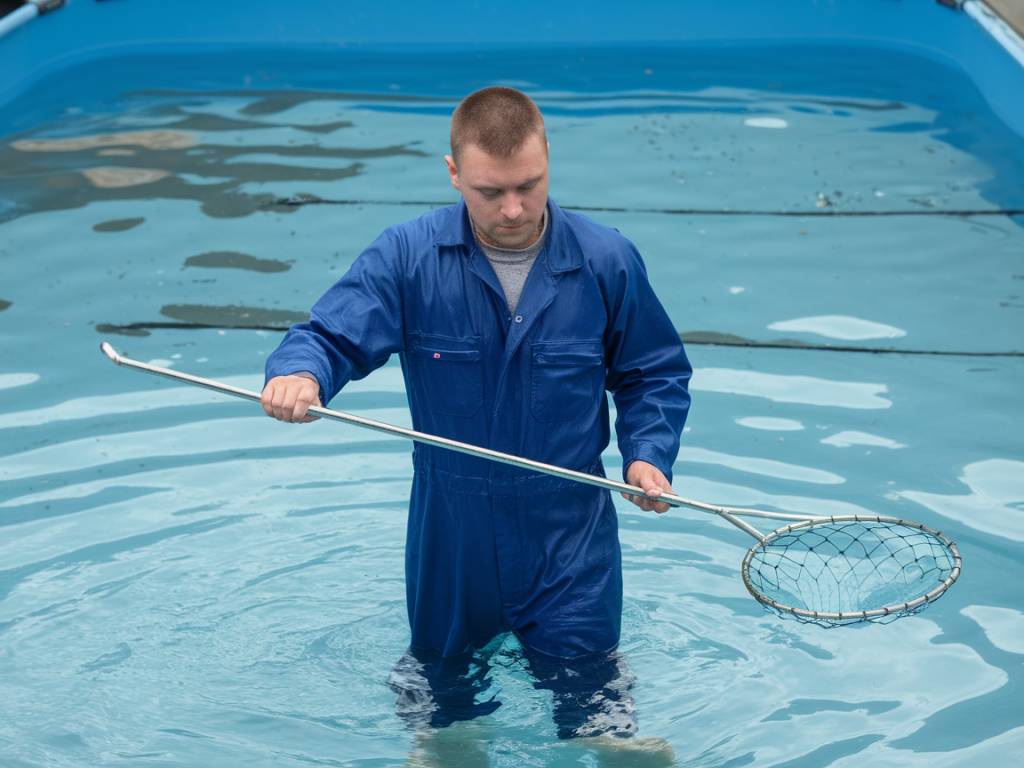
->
<box><xmin>261</xmin><ymin>87</ymin><xmax>691</xmax><ymax>748</ymax></box>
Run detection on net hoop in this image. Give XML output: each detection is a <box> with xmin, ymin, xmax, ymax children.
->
<box><xmin>740</xmin><ymin>514</ymin><xmax>962</xmax><ymax>625</ymax></box>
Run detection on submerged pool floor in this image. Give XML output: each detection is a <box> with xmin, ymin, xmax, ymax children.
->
<box><xmin>1</xmin><ymin>45</ymin><xmax>1023</xmax><ymax>767</ymax></box>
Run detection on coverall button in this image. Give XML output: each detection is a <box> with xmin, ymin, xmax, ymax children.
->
<box><xmin>514</xmin><ymin>315</ymin><xmax>523</xmax><ymax>323</ymax></box>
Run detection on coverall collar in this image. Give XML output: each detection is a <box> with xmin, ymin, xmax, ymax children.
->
<box><xmin>436</xmin><ymin>198</ymin><xmax>584</xmax><ymax>274</ymax></box>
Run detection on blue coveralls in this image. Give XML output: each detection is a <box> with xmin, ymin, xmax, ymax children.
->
<box><xmin>266</xmin><ymin>198</ymin><xmax>691</xmax><ymax>662</ymax></box>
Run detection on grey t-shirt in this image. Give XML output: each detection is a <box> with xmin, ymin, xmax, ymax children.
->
<box><xmin>476</xmin><ymin>211</ymin><xmax>548</xmax><ymax>314</ymax></box>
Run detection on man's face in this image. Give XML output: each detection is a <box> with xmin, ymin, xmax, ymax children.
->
<box><xmin>445</xmin><ymin>133</ymin><xmax>549</xmax><ymax>250</ymax></box>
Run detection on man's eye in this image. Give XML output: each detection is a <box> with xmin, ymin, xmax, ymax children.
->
<box><xmin>518</xmin><ymin>183</ymin><xmax>537</xmax><ymax>192</ymax></box>
<box><xmin>481</xmin><ymin>190</ymin><xmax>500</xmax><ymax>199</ymax></box>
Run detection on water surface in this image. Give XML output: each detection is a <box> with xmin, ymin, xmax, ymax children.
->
<box><xmin>1</xmin><ymin>44</ymin><xmax>1023</xmax><ymax>767</ymax></box>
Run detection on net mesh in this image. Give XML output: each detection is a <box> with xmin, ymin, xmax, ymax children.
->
<box><xmin>743</xmin><ymin>517</ymin><xmax>959</xmax><ymax>627</ymax></box>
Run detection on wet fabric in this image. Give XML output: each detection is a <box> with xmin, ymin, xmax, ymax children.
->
<box><xmin>388</xmin><ymin>640</ymin><xmax>638</xmax><ymax>739</ymax></box>
<box><xmin>525</xmin><ymin>646</ymin><xmax>638</xmax><ymax>740</ymax></box>
<box><xmin>388</xmin><ymin>646</ymin><xmax>503</xmax><ymax>731</ymax></box>
<box><xmin>266</xmin><ymin>198</ymin><xmax>691</xmax><ymax>659</ymax></box>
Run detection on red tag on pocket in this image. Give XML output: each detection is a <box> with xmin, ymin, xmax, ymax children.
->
<box><xmin>433</xmin><ymin>352</ymin><xmax>441</xmax><ymax>359</ymax></box>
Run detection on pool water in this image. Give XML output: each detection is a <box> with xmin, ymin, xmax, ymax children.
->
<box><xmin>1</xmin><ymin>44</ymin><xmax>1023</xmax><ymax>767</ymax></box>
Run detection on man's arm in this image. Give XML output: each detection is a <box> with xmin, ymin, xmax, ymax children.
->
<box><xmin>603</xmin><ymin>243</ymin><xmax>692</xmax><ymax>513</ymax></box>
<box><xmin>262</xmin><ymin>230</ymin><xmax>405</xmax><ymax>422</ymax></box>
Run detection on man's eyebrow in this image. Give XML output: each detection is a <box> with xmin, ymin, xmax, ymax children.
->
<box><xmin>516</xmin><ymin>175</ymin><xmax>544</xmax><ymax>187</ymax></box>
<box><xmin>472</xmin><ymin>175</ymin><xmax>544</xmax><ymax>192</ymax></box>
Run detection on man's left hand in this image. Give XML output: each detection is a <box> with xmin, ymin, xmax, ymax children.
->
<box><xmin>623</xmin><ymin>460</ymin><xmax>674</xmax><ymax>514</ymax></box>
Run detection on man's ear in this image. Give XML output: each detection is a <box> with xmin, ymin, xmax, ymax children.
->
<box><xmin>444</xmin><ymin>154</ymin><xmax>460</xmax><ymax>191</ymax></box>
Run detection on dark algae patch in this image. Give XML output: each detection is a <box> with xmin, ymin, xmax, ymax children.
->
<box><xmin>0</xmin><ymin>299</ymin><xmax>11</xmax><ymax>312</ymax></box>
<box><xmin>95</xmin><ymin>304</ymin><xmax>308</xmax><ymax>336</ymax></box>
<box><xmin>93</xmin><ymin>217</ymin><xmax>145</xmax><ymax>232</ymax></box>
<box><xmin>680</xmin><ymin>330</ymin><xmax>1023</xmax><ymax>357</ymax></box>
<box><xmin>160</xmin><ymin>304</ymin><xmax>307</xmax><ymax>327</ymax></box>
<box><xmin>184</xmin><ymin>251</ymin><xmax>291</xmax><ymax>273</ymax></box>
<box><xmin>95</xmin><ymin>323</ymin><xmax>152</xmax><ymax>337</ymax></box>
<box><xmin>0</xmin><ymin>90</ymin><xmax>428</xmax><ymax>224</ymax></box>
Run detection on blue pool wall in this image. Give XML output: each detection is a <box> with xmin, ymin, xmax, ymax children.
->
<box><xmin>0</xmin><ymin>0</ymin><xmax>1023</xmax><ymax>139</ymax></box>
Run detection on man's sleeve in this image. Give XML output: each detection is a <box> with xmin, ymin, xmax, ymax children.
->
<box><xmin>264</xmin><ymin>229</ymin><xmax>404</xmax><ymax>405</ymax></box>
<box><xmin>603</xmin><ymin>243</ymin><xmax>692</xmax><ymax>485</ymax></box>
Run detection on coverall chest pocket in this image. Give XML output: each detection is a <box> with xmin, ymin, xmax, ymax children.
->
<box><xmin>409</xmin><ymin>334</ymin><xmax>484</xmax><ymax>417</ymax></box>
<box><xmin>530</xmin><ymin>342</ymin><xmax>605</xmax><ymax>423</ymax></box>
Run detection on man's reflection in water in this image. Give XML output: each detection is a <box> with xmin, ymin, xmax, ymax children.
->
<box><xmin>389</xmin><ymin>640</ymin><xmax>675</xmax><ymax>767</ymax></box>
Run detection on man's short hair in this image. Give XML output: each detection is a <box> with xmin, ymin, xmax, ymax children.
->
<box><xmin>450</xmin><ymin>87</ymin><xmax>546</xmax><ymax>163</ymax></box>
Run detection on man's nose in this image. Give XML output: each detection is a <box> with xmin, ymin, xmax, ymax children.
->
<box><xmin>501</xmin><ymin>194</ymin><xmax>523</xmax><ymax>221</ymax></box>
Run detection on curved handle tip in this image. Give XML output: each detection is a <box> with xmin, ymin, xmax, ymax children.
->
<box><xmin>100</xmin><ymin>341</ymin><xmax>121</xmax><ymax>363</ymax></box>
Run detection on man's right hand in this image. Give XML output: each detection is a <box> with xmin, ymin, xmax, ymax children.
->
<box><xmin>261</xmin><ymin>374</ymin><xmax>322</xmax><ymax>423</ymax></box>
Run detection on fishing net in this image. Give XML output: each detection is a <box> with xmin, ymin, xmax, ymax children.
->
<box><xmin>741</xmin><ymin>515</ymin><xmax>961</xmax><ymax>627</ymax></box>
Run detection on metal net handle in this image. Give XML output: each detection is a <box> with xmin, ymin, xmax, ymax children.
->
<box><xmin>99</xmin><ymin>342</ymin><xmax>821</xmax><ymax>537</ymax></box>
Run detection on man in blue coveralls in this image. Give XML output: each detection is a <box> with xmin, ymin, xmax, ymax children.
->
<box><xmin>261</xmin><ymin>87</ymin><xmax>691</xmax><ymax>761</ymax></box>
